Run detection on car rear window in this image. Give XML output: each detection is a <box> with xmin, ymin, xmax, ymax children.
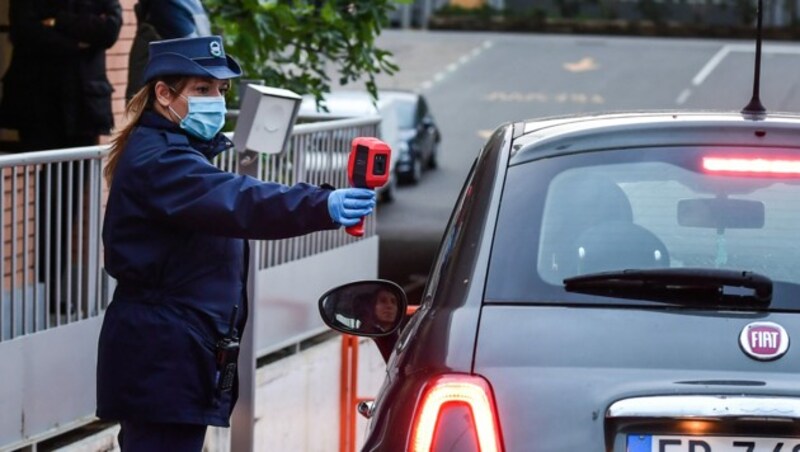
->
<box><xmin>486</xmin><ymin>146</ymin><xmax>800</xmax><ymax>309</ymax></box>
<box><xmin>392</xmin><ymin>98</ymin><xmax>417</xmax><ymax>129</ymax></box>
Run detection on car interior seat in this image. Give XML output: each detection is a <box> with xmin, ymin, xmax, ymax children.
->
<box><xmin>572</xmin><ymin>220</ymin><xmax>670</xmax><ymax>275</ymax></box>
<box><xmin>541</xmin><ymin>174</ymin><xmax>635</xmax><ymax>279</ymax></box>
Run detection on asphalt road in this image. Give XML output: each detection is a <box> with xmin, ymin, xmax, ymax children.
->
<box><xmin>360</xmin><ymin>30</ymin><xmax>800</xmax><ymax>300</ymax></box>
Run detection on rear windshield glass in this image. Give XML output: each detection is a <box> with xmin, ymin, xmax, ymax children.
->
<box><xmin>392</xmin><ymin>98</ymin><xmax>417</xmax><ymax>129</ymax></box>
<box><xmin>487</xmin><ymin>146</ymin><xmax>800</xmax><ymax>307</ymax></box>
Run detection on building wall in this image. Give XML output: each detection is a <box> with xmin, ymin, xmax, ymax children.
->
<box><xmin>108</xmin><ymin>0</ymin><xmax>137</xmax><ymax>141</ymax></box>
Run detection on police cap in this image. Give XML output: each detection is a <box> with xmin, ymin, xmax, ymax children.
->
<box><xmin>142</xmin><ymin>36</ymin><xmax>242</xmax><ymax>84</ymax></box>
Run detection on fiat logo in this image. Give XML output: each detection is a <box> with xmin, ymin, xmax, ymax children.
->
<box><xmin>739</xmin><ymin>322</ymin><xmax>789</xmax><ymax>361</ymax></box>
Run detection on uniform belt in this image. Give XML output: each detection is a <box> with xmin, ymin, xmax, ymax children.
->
<box><xmin>114</xmin><ymin>282</ymin><xmax>165</xmax><ymax>303</ymax></box>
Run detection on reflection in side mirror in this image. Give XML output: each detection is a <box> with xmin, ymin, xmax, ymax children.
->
<box><xmin>318</xmin><ymin>280</ymin><xmax>407</xmax><ymax>337</ymax></box>
<box><xmin>678</xmin><ymin>197</ymin><xmax>765</xmax><ymax>229</ymax></box>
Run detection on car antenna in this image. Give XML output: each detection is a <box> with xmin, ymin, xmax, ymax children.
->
<box><xmin>742</xmin><ymin>0</ymin><xmax>767</xmax><ymax>117</ymax></box>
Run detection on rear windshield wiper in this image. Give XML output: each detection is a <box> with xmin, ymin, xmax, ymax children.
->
<box><xmin>563</xmin><ymin>268</ymin><xmax>772</xmax><ymax>307</ymax></box>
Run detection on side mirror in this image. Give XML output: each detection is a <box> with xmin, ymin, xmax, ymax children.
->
<box><xmin>318</xmin><ymin>280</ymin><xmax>407</xmax><ymax>337</ymax></box>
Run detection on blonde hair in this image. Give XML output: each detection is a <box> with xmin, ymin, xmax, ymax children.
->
<box><xmin>104</xmin><ymin>76</ymin><xmax>189</xmax><ymax>186</ymax></box>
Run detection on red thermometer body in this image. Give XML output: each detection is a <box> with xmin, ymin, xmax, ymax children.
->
<box><xmin>346</xmin><ymin>137</ymin><xmax>392</xmax><ymax>237</ymax></box>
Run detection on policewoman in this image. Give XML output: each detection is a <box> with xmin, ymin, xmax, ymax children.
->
<box><xmin>96</xmin><ymin>36</ymin><xmax>376</xmax><ymax>451</ymax></box>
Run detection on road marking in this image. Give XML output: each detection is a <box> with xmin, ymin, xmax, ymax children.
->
<box><xmin>420</xmin><ymin>40</ymin><xmax>494</xmax><ymax>92</ymax></box>
<box><xmin>681</xmin><ymin>43</ymin><xmax>800</xmax><ymax>105</ymax></box>
<box><xmin>478</xmin><ymin>130</ymin><xmax>494</xmax><ymax>139</ymax></box>
<box><xmin>692</xmin><ymin>45</ymin><xmax>733</xmax><ymax>87</ymax></box>
<box><xmin>563</xmin><ymin>57</ymin><xmax>599</xmax><ymax>72</ymax></box>
<box><xmin>676</xmin><ymin>88</ymin><xmax>692</xmax><ymax>105</ymax></box>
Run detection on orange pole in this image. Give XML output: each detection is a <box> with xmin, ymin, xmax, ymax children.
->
<box><xmin>339</xmin><ymin>335</ymin><xmax>353</xmax><ymax>452</ymax></box>
<box><xmin>341</xmin><ymin>307</ymin><xmax>420</xmax><ymax>452</ymax></box>
<box><xmin>350</xmin><ymin>336</ymin><xmax>360</xmax><ymax>452</ymax></box>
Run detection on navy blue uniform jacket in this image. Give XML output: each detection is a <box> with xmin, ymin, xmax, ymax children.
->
<box><xmin>97</xmin><ymin>112</ymin><xmax>338</xmax><ymax>426</ymax></box>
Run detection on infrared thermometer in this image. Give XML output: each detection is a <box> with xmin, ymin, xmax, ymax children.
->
<box><xmin>346</xmin><ymin>137</ymin><xmax>392</xmax><ymax>237</ymax></box>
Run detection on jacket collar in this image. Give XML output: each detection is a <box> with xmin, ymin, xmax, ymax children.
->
<box><xmin>139</xmin><ymin>110</ymin><xmax>233</xmax><ymax>159</ymax></box>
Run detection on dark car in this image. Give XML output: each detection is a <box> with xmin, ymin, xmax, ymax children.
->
<box><xmin>319</xmin><ymin>110</ymin><xmax>800</xmax><ymax>451</ymax></box>
<box><xmin>380</xmin><ymin>90</ymin><xmax>441</xmax><ymax>185</ymax></box>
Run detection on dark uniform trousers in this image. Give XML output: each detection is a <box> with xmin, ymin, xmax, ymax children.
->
<box><xmin>118</xmin><ymin>421</ymin><xmax>207</xmax><ymax>452</ymax></box>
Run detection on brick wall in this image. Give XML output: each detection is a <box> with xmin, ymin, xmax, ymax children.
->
<box><xmin>106</xmin><ymin>0</ymin><xmax>137</xmax><ymax>139</ymax></box>
<box><xmin>1</xmin><ymin>166</ymin><xmax>36</xmax><ymax>288</ymax></box>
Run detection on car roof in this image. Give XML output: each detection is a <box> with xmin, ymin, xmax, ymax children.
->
<box><xmin>297</xmin><ymin>89</ymin><xmax>420</xmax><ymax>118</ymax></box>
<box><xmin>512</xmin><ymin>110</ymin><xmax>800</xmax><ymax>165</ymax></box>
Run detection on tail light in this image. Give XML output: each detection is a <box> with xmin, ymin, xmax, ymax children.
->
<box><xmin>409</xmin><ymin>374</ymin><xmax>503</xmax><ymax>452</ymax></box>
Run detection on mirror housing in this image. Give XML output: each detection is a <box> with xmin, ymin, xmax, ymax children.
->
<box><xmin>678</xmin><ymin>197</ymin><xmax>765</xmax><ymax>229</ymax></box>
<box><xmin>318</xmin><ymin>280</ymin><xmax>408</xmax><ymax>337</ymax></box>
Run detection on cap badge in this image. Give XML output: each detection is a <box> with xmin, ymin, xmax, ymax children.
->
<box><xmin>739</xmin><ymin>321</ymin><xmax>789</xmax><ymax>361</ymax></box>
<box><xmin>209</xmin><ymin>41</ymin><xmax>222</xmax><ymax>57</ymax></box>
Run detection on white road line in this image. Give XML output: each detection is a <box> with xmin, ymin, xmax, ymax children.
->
<box><xmin>676</xmin><ymin>88</ymin><xmax>692</xmax><ymax>105</ymax></box>
<box><xmin>420</xmin><ymin>40</ymin><xmax>494</xmax><ymax>92</ymax></box>
<box><xmin>681</xmin><ymin>43</ymin><xmax>800</xmax><ymax>105</ymax></box>
<box><xmin>692</xmin><ymin>43</ymin><xmax>800</xmax><ymax>87</ymax></box>
<box><xmin>692</xmin><ymin>45</ymin><xmax>732</xmax><ymax>86</ymax></box>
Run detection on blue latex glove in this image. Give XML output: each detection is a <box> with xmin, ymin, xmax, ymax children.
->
<box><xmin>327</xmin><ymin>188</ymin><xmax>376</xmax><ymax>227</ymax></box>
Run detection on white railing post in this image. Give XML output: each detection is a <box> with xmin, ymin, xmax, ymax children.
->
<box><xmin>230</xmin><ymin>152</ymin><xmax>260</xmax><ymax>452</ymax></box>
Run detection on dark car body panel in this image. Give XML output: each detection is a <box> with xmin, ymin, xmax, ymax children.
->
<box><xmin>362</xmin><ymin>124</ymin><xmax>514</xmax><ymax>450</ymax></box>
<box><xmin>474</xmin><ymin>306</ymin><xmax>800</xmax><ymax>450</ymax></box>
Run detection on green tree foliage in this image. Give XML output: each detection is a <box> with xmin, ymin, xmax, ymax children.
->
<box><xmin>204</xmin><ymin>0</ymin><xmax>405</xmax><ymax>107</ymax></box>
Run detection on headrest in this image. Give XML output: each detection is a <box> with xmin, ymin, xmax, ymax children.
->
<box><xmin>573</xmin><ymin>221</ymin><xmax>670</xmax><ymax>274</ymax></box>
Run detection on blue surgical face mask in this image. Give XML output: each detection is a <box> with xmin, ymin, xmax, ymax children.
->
<box><xmin>169</xmin><ymin>94</ymin><xmax>227</xmax><ymax>141</ymax></box>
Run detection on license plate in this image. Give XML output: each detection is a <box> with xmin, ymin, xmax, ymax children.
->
<box><xmin>628</xmin><ymin>434</ymin><xmax>800</xmax><ymax>451</ymax></box>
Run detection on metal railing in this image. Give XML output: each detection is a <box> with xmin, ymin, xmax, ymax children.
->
<box><xmin>0</xmin><ymin>114</ymin><xmax>381</xmax><ymax>342</ymax></box>
<box><xmin>220</xmin><ymin>116</ymin><xmax>381</xmax><ymax>270</ymax></box>
<box><xmin>0</xmin><ymin>113</ymin><xmax>383</xmax><ymax>452</ymax></box>
<box><xmin>0</xmin><ymin>146</ymin><xmax>107</xmax><ymax>342</ymax></box>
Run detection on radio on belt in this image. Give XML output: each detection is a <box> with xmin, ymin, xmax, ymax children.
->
<box><xmin>346</xmin><ymin>137</ymin><xmax>392</xmax><ymax>237</ymax></box>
